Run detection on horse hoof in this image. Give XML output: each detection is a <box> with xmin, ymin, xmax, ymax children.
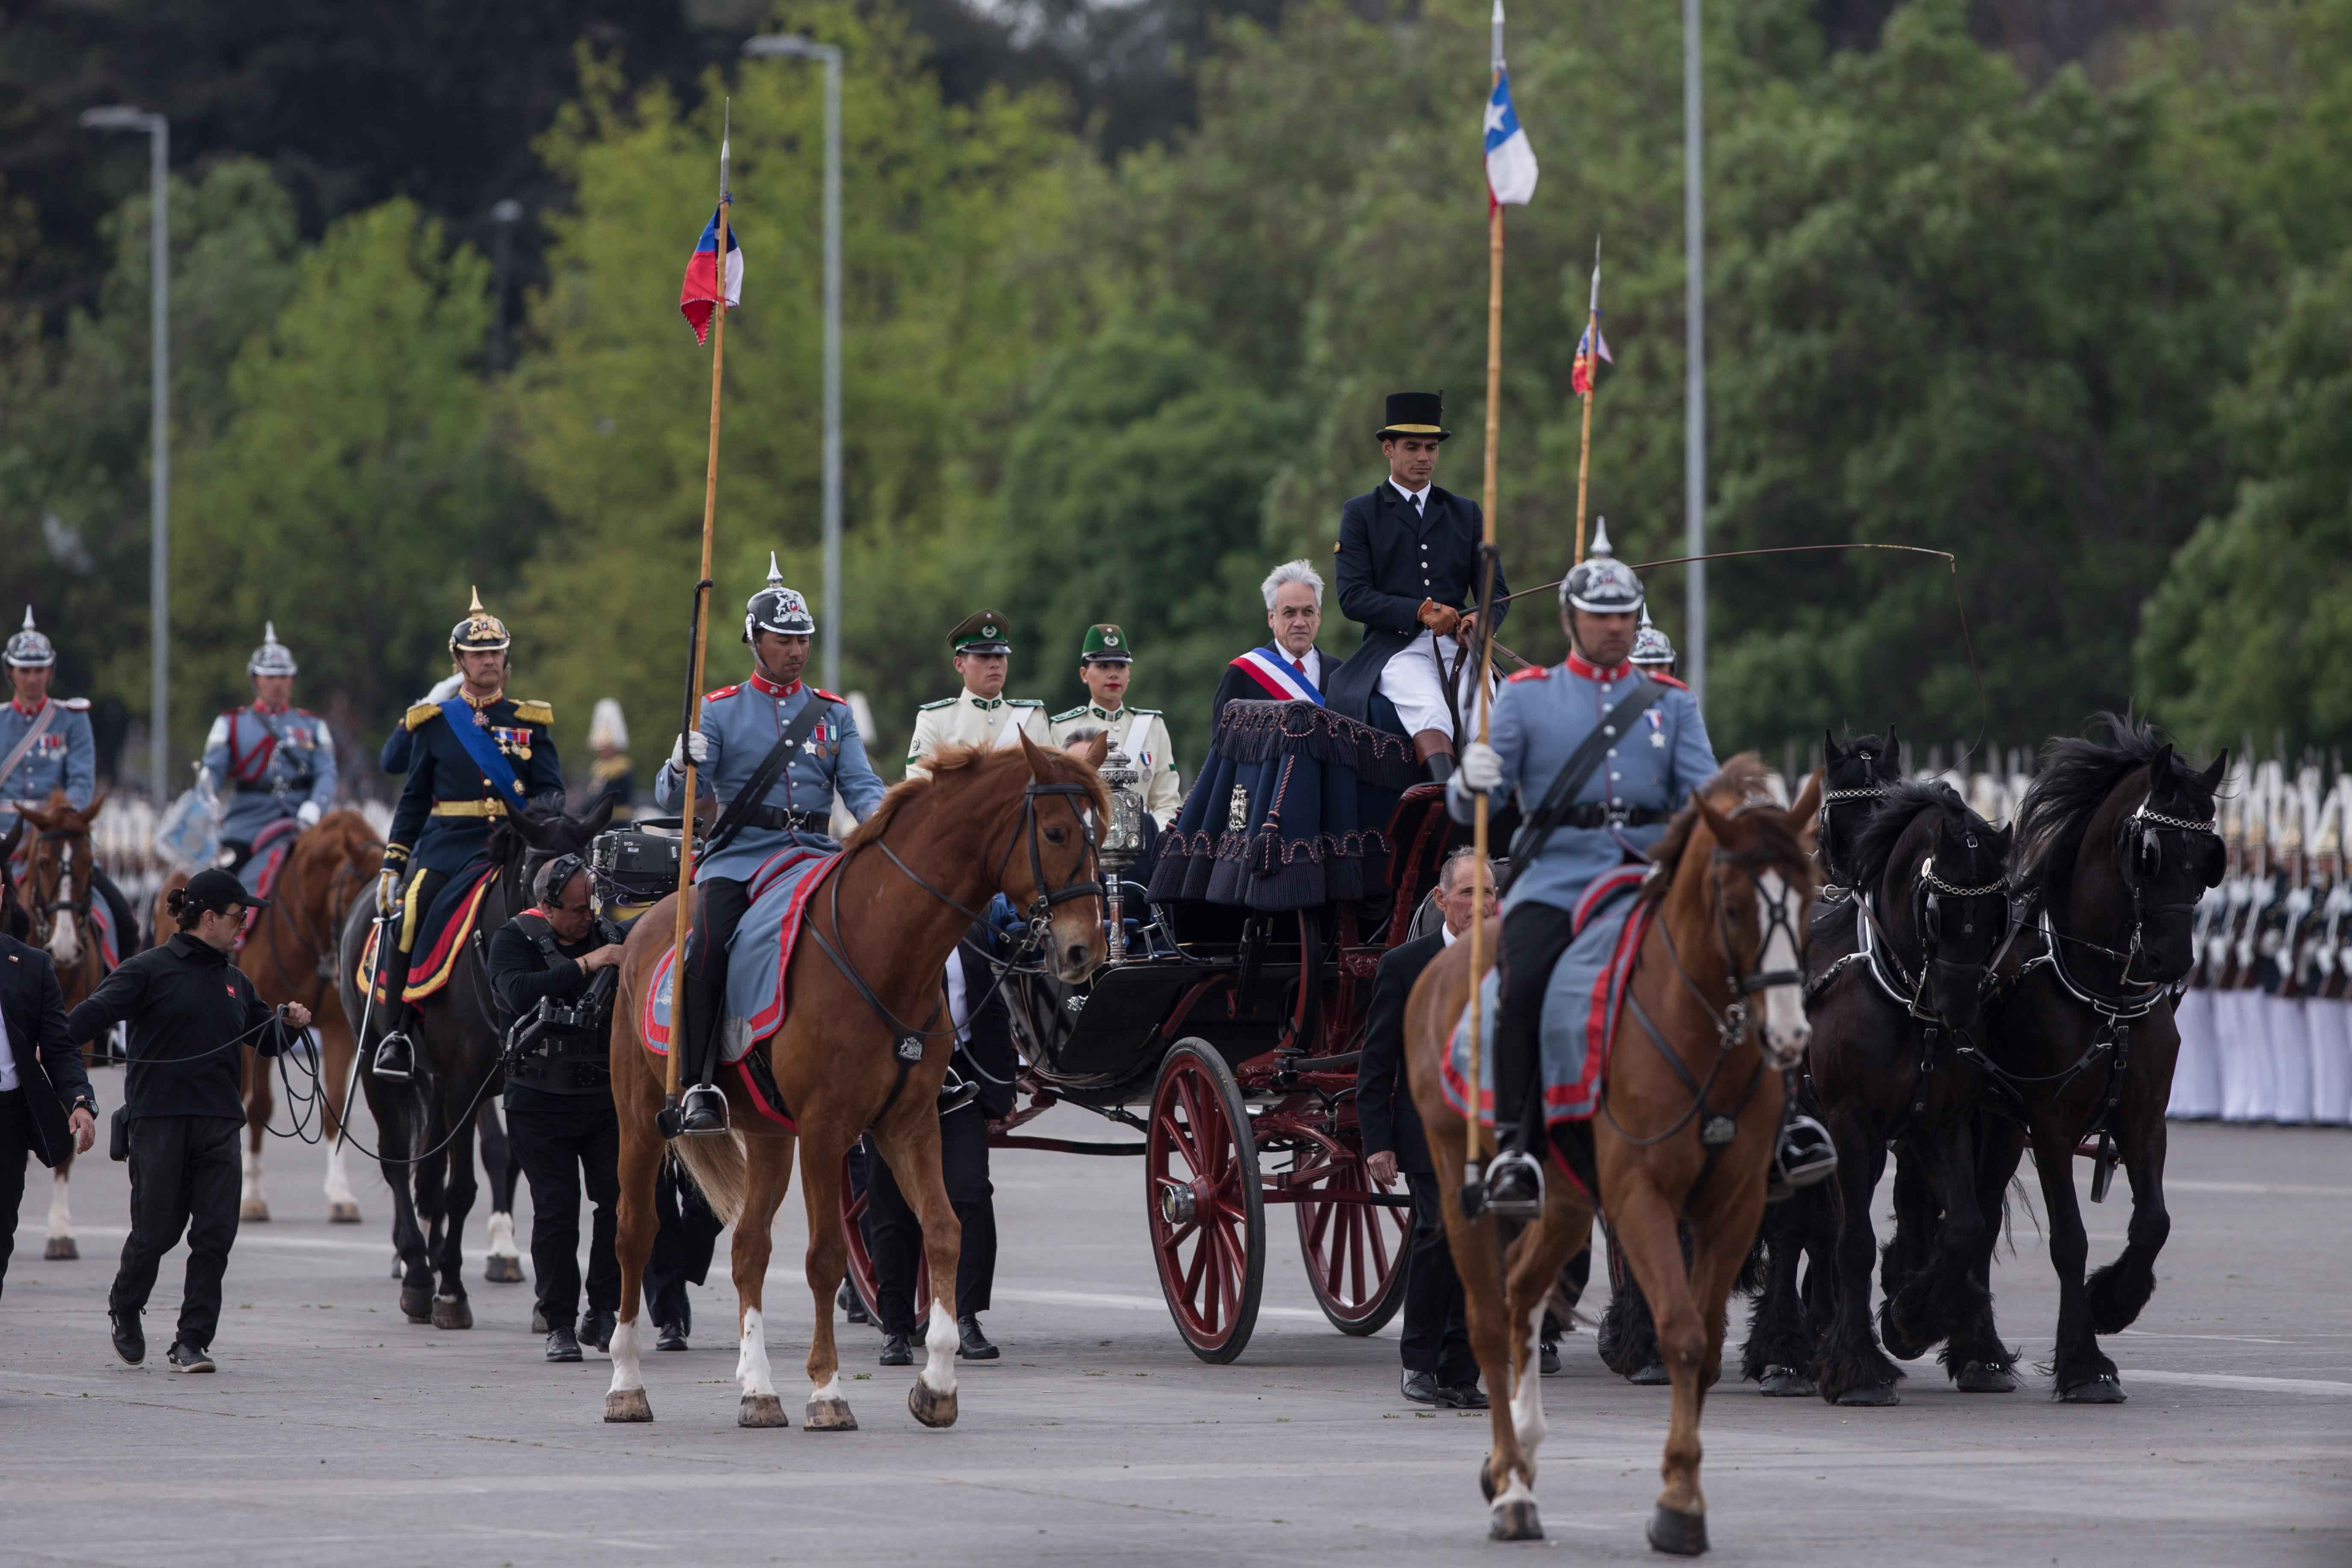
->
<box><xmin>1835</xmin><ymin>1382</ymin><xmax>1900</xmax><ymax>1407</ymax></box>
<box><xmin>44</xmin><ymin>1236</ymin><xmax>77</xmax><ymax>1261</ymax></box>
<box><xmin>804</xmin><ymin>1397</ymin><xmax>859</xmax><ymax>1432</ymax></box>
<box><xmin>907</xmin><ymin>1380</ymin><xmax>959</xmax><ymax>1429</ymax></box>
<box><xmin>328</xmin><ymin>1202</ymin><xmax>362</xmax><ymax>1224</ymax></box>
<box><xmin>603</xmin><ymin>1388</ymin><xmax>653</xmax><ymax>1423</ymax></box>
<box><xmin>2058</xmin><ymin>1374</ymin><xmax>2127</xmax><ymax>1404</ymax></box>
<box><xmin>1628</xmin><ymin>1361</ymin><xmax>1671</xmax><ymax>1387</ymax></box>
<box><xmin>1955</xmin><ymin>1361</ymin><xmax>2018</xmax><ymax>1394</ymax></box>
<box><xmin>1489</xmin><ymin>1499</ymin><xmax>1543</xmax><ymax>1542</ymax></box>
<box><xmin>400</xmin><ymin>1287</ymin><xmax>433</xmax><ymax>1323</ymax></box>
<box><xmin>1646</xmin><ymin>1503</ymin><xmax>1708</xmax><ymax>1556</ymax></box>
<box><xmin>431</xmin><ymin>1295</ymin><xmax>473</xmax><ymax>1331</ymax></box>
<box><xmin>1757</xmin><ymin>1366</ymin><xmax>1817</xmax><ymax>1398</ymax></box>
<box><xmin>739</xmin><ymin>1394</ymin><xmax>789</xmax><ymax>1428</ymax></box>
<box><xmin>240</xmin><ymin>1199</ymin><xmax>270</xmax><ymax>1222</ymax></box>
<box><xmin>484</xmin><ymin>1255</ymin><xmax>525</xmax><ymax>1284</ymax></box>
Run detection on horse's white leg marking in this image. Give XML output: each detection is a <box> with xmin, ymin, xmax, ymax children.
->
<box><xmin>241</xmin><ymin>1143</ymin><xmax>265</xmax><ymax>1208</ymax></box>
<box><xmin>1492</xmin><ymin>1468</ymin><xmax>1538</xmax><ymax>1517</ymax></box>
<box><xmin>607</xmin><ymin>1317</ymin><xmax>645</xmax><ymax>1395</ymax></box>
<box><xmin>1513</xmin><ymin>1296</ymin><xmax>1548</xmax><ymax>1460</ymax></box>
<box><xmin>46</xmin><ymin>1168</ymin><xmax>71</xmax><ymax>1240</ymax></box>
<box><xmin>486</xmin><ymin>1210</ymin><xmax>520</xmax><ymax>1261</ymax></box>
<box><xmin>919</xmin><ymin>1298</ymin><xmax>958</xmax><ymax>1395</ymax></box>
<box><xmin>736</xmin><ymin>1307</ymin><xmax>777</xmax><ymax>1398</ymax></box>
<box><xmin>810</xmin><ymin>1373</ymin><xmax>843</xmax><ymax>1403</ymax></box>
<box><xmin>322</xmin><ymin>1140</ymin><xmax>357</xmax><ymax>1207</ymax></box>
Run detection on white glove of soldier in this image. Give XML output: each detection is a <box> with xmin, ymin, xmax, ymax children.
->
<box><xmin>670</xmin><ymin>729</ymin><xmax>710</xmax><ymax>771</ymax></box>
<box><xmin>1459</xmin><ymin>741</ymin><xmax>1504</xmax><ymax>793</ymax></box>
<box><xmin>376</xmin><ymin>868</ymin><xmax>402</xmax><ymax>917</ymax></box>
<box><xmin>297</xmin><ymin>801</ymin><xmax>322</xmax><ymax>828</ymax></box>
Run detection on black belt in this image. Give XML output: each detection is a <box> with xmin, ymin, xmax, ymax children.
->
<box><xmin>1562</xmin><ymin>803</ymin><xmax>1667</xmax><ymax>830</ymax></box>
<box><xmin>233</xmin><ymin>779</ymin><xmax>307</xmax><ymax>794</ymax></box>
<box><xmin>739</xmin><ymin>804</ymin><xmax>830</xmax><ymax>834</ymax></box>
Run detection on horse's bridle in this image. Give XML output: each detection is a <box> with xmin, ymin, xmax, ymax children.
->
<box><xmin>1817</xmin><ymin>774</ymin><xmax>1889</xmax><ymax>897</ymax></box>
<box><xmin>27</xmin><ymin>827</ymin><xmax>92</xmax><ymax>950</ymax></box>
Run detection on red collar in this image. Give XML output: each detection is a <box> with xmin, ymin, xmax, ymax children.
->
<box><xmin>1565</xmin><ymin>653</ymin><xmax>1634</xmax><ymax>682</ymax></box>
<box><xmin>10</xmin><ymin>697</ymin><xmax>45</xmax><ymax>718</ymax></box>
<box><xmin>250</xmin><ymin>700</ymin><xmax>289</xmax><ymax>716</ymax></box>
<box><xmin>748</xmin><ymin>670</ymin><xmax>803</xmax><ymax>698</ymax></box>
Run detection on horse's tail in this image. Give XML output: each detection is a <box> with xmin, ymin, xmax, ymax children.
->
<box><xmin>670</xmin><ymin>1131</ymin><xmax>751</xmax><ymax>1227</ymax></box>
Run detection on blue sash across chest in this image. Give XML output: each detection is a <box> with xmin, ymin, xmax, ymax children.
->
<box><xmin>438</xmin><ymin>697</ymin><xmax>530</xmax><ymax>810</ymax></box>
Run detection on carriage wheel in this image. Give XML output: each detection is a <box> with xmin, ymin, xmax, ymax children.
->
<box><xmin>838</xmin><ymin>1149</ymin><xmax>927</xmax><ymax>1329</ymax></box>
<box><xmin>1147</xmin><ymin>1039</ymin><xmax>1265</xmax><ymax>1364</ymax></box>
<box><xmin>1294</xmin><ymin>1152</ymin><xmax>1411</xmax><ymax>1335</ymax></box>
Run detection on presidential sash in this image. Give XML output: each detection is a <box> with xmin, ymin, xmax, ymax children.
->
<box><xmin>437</xmin><ymin>697</ymin><xmax>532</xmax><ymax>812</ymax></box>
<box><xmin>1230</xmin><ymin>647</ymin><xmax>1324</xmax><ymax>705</ymax></box>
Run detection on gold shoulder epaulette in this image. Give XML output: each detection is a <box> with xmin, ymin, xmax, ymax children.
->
<box><xmin>404</xmin><ymin>703</ymin><xmax>441</xmax><ymax>731</ymax></box>
<box><xmin>514</xmin><ymin>700</ymin><xmax>554</xmax><ymax>725</ymax></box>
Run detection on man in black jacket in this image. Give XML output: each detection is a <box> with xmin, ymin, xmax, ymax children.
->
<box><xmin>65</xmin><ymin>868</ymin><xmax>311</xmax><ymax>1371</ymax></box>
<box><xmin>485</xmin><ymin>854</ymin><xmax>627</xmax><ymax>1363</ymax></box>
<box><xmin>1358</xmin><ymin>847</ymin><xmax>1492</xmax><ymax>1406</ymax></box>
<box><xmin>0</xmin><ymin>871</ymin><xmax>98</xmax><ymax>1302</ymax></box>
<box><xmin>1324</xmin><ymin>392</ymin><xmax>1510</xmax><ymax>781</ymax></box>
<box><xmin>865</xmin><ymin>921</ymin><xmax>1015</xmax><ymax>1365</ymax></box>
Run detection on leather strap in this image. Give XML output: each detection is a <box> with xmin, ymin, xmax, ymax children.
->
<box><xmin>0</xmin><ymin>703</ymin><xmax>58</xmax><ymax>788</ymax></box>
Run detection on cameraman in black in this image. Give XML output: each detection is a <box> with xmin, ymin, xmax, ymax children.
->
<box><xmin>487</xmin><ymin>853</ymin><xmax>626</xmax><ymax>1364</ymax></box>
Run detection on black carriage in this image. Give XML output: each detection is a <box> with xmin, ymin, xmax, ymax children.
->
<box><xmin>841</xmin><ymin>699</ymin><xmax>1479</xmax><ymax>1362</ymax></box>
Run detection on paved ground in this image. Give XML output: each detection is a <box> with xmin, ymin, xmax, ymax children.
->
<box><xmin>6</xmin><ymin>1080</ymin><xmax>2348</xmax><ymax>1568</ymax></box>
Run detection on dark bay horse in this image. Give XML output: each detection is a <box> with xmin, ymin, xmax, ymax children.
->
<box><xmin>1983</xmin><ymin>717</ymin><xmax>2225</xmax><ymax>1402</ymax></box>
<box><xmin>603</xmin><ymin>736</ymin><xmax>1105</xmax><ymax>1431</ymax></box>
<box><xmin>17</xmin><ymin>791</ymin><xmax>114</xmax><ymax>1260</ymax></box>
<box><xmin>1407</xmin><ymin>756</ymin><xmax>1820</xmax><ymax>1551</ymax></box>
<box><xmin>336</xmin><ymin>799</ymin><xmax>614</xmax><ymax>1327</ymax></box>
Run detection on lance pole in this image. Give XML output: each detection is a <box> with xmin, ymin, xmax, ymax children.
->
<box><xmin>666</xmin><ymin>104</ymin><xmax>732</xmax><ymax>1119</ymax></box>
<box><xmin>1574</xmin><ymin>239</ymin><xmax>1600</xmax><ymax>564</ymax></box>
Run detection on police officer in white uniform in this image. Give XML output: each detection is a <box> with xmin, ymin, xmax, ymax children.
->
<box><xmin>905</xmin><ymin>612</ymin><xmax>1051</xmax><ymax>778</ymax></box>
<box><xmin>1050</xmin><ymin>624</ymin><xmax>1179</xmax><ymax>827</ymax></box>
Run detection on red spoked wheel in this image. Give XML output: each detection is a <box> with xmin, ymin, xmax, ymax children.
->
<box><xmin>1147</xmin><ymin>1039</ymin><xmax>1264</xmax><ymax>1364</ymax></box>
<box><xmin>1294</xmin><ymin>1151</ymin><xmax>1411</xmax><ymax>1335</ymax></box>
<box><xmin>839</xmin><ymin>1149</ymin><xmax>928</xmax><ymax>1328</ymax></box>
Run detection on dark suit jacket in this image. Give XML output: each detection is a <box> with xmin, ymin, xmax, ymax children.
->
<box><xmin>1208</xmin><ymin>648</ymin><xmax>1327</xmax><ymax>733</ymax></box>
<box><xmin>953</xmin><ymin>936</ymin><xmax>1018</xmax><ymax>1120</ymax></box>
<box><xmin>2</xmin><ymin>934</ymin><xmax>95</xmax><ymax>1166</ymax></box>
<box><xmin>1357</xmin><ymin>928</ymin><xmax>1446</xmax><ymax>1175</ymax></box>
<box><xmin>1327</xmin><ymin>482</ymin><xmax>1509</xmax><ymax>724</ymax></box>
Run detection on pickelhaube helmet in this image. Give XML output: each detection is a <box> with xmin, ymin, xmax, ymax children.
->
<box><xmin>5</xmin><ymin>606</ymin><xmax>55</xmax><ymax>669</ymax></box>
<box><xmin>744</xmin><ymin>552</ymin><xmax>815</xmax><ymax>643</ymax></box>
<box><xmin>1560</xmin><ymin>518</ymin><xmax>1644</xmax><ymax>615</ymax></box>
<box><xmin>449</xmin><ymin>586</ymin><xmax>513</xmax><ymax>655</ymax></box>
<box><xmin>248</xmin><ymin>620</ymin><xmax>298</xmax><ymax>678</ymax></box>
<box><xmin>1629</xmin><ymin>604</ymin><xmax>1675</xmax><ymax>668</ymax></box>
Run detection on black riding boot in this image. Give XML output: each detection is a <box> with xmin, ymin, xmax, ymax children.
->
<box><xmin>676</xmin><ymin>877</ymin><xmax>751</xmax><ymax>1137</ymax></box>
<box><xmin>1483</xmin><ymin>904</ymin><xmax>1579</xmax><ymax>1218</ymax></box>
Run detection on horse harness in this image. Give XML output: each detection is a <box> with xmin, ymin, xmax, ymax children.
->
<box><xmin>1814</xmin><ymin>778</ymin><xmax>1890</xmax><ymax>903</ymax></box>
<box><xmin>27</xmin><ymin>825</ymin><xmax>93</xmax><ymax>951</ymax></box>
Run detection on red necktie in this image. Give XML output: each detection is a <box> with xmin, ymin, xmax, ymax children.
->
<box><xmin>1293</xmin><ymin>659</ymin><xmax>1308</xmax><ymax>682</ymax></box>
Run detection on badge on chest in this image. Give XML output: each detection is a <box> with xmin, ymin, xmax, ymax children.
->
<box><xmin>489</xmin><ymin>725</ymin><xmax>534</xmax><ymax>758</ymax></box>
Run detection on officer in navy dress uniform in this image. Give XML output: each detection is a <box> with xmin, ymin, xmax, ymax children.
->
<box><xmin>200</xmin><ymin>623</ymin><xmax>339</xmax><ymax>867</ymax></box>
<box><xmin>655</xmin><ymin>556</ymin><xmax>887</xmax><ymax>1136</ymax></box>
<box><xmin>371</xmin><ymin>591</ymin><xmax>565</xmax><ymax>1083</ymax></box>
<box><xmin>1326</xmin><ymin>393</ymin><xmax>1510</xmax><ymax>782</ymax></box>
<box><xmin>2</xmin><ymin>607</ymin><xmax>139</xmax><ymax>952</ymax></box>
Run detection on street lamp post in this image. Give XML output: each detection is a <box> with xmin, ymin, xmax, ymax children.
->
<box><xmin>81</xmin><ymin>105</ymin><xmax>170</xmax><ymax>799</ymax></box>
<box><xmin>742</xmin><ymin>33</ymin><xmax>844</xmax><ymax>696</ymax></box>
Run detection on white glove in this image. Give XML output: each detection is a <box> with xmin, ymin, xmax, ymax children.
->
<box><xmin>671</xmin><ymin>730</ymin><xmax>710</xmax><ymax>770</ymax></box>
<box><xmin>297</xmin><ymin>801</ymin><xmax>322</xmax><ymax>828</ymax></box>
<box><xmin>1459</xmin><ymin>741</ymin><xmax>1503</xmax><ymax>793</ymax></box>
<box><xmin>376</xmin><ymin>869</ymin><xmax>402</xmax><ymax>917</ymax></box>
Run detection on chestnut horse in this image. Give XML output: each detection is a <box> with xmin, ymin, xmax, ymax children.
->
<box><xmin>17</xmin><ymin>791</ymin><xmax>114</xmax><ymax>1261</ymax></box>
<box><xmin>1406</xmin><ymin>756</ymin><xmax>1820</xmax><ymax>1552</ymax></box>
<box><xmin>603</xmin><ymin>736</ymin><xmax>1105</xmax><ymax>1430</ymax></box>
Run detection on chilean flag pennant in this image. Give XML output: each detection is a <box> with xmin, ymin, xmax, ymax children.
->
<box><xmin>1483</xmin><ymin>64</ymin><xmax>1539</xmax><ymax>209</ymax></box>
<box><xmin>679</xmin><ymin>205</ymin><xmax>744</xmax><ymax>346</ymax></box>
<box><xmin>1571</xmin><ymin>320</ymin><xmax>1612</xmax><ymax>395</ymax></box>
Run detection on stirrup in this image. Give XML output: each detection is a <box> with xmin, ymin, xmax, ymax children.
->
<box><xmin>679</xmin><ymin>1082</ymin><xmax>730</xmax><ymax>1137</ymax></box>
<box><xmin>1767</xmin><ymin>1111</ymin><xmax>1836</xmax><ymax>1202</ymax></box>
<box><xmin>1482</xmin><ymin>1148</ymin><xmax>1544</xmax><ymax>1220</ymax></box>
<box><xmin>372</xmin><ymin>1032</ymin><xmax>414</xmax><ymax>1084</ymax></box>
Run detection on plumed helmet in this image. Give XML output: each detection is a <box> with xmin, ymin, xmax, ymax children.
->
<box><xmin>5</xmin><ymin>606</ymin><xmax>55</xmax><ymax>669</ymax></box>
<box><xmin>1559</xmin><ymin>518</ymin><xmax>1644</xmax><ymax>615</ymax></box>
<box><xmin>588</xmin><ymin>697</ymin><xmax>630</xmax><ymax>751</ymax></box>
<box><xmin>1629</xmin><ymin>605</ymin><xmax>1675</xmax><ymax>668</ymax></box>
<box><xmin>449</xmin><ymin>586</ymin><xmax>513</xmax><ymax>655</ymax></box>
<box><xmin>744</xmin><ymin>552</ymin><xmax>815</xmax><ymax>643</ymax></box>
<box><xmin>248</xmin><ymin>621</ymin><xmax>298</xmax><ymax>678</ymax></box>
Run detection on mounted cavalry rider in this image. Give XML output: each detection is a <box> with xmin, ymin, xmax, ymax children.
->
<box><xmin>1628</xmin><ymin>606</ymin><xmax>1676</xmax><ymax>682</ymax></box>
<box><xmin>371</xmin><ymin>590</ymin><xmax>565</xmax><ymax>1084</ymax></box>
<box><xmin>905</xmin><ymin>611</ymin><xmax>1052</xmax><ymax>778</ymax></box>
<box><xmin>1451</xmin><ymin>524</ymin><xmax>1827</xmax><ymax>1216</ymax></box>
<box><xmin>656</xmin><ymin>557</ymin><xmax>886</xmax><ymax>1137</ymax></box>
<box><xmin>1050</xmin><ymin>624</ymin><xmax>1179</xmax><ymax>828</ymax></box>
<box><xmin>2</xmin><ymin>607</ymin><xmax>139</xmax><ymax>951</ymax></box>
<box><xmin>200</xmin><ymin>623</ymin><xmax>339</xmax><ymax>870</ymax></box>
<box><xmin>1327</xmin><ymin>392</ymin><xmax>1511</xmax><ymax>784</ymax></box>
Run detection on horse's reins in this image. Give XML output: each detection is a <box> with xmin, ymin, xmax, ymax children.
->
<box><xmin>28</xmin><ymin>827</ymin><xmax>93</xmax><ymax>953</ymax></box>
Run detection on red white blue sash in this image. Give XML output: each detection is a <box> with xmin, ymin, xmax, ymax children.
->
<box><xmin>1230</xmin><ymin>647</ymin><xmax>1323</xmax><ymax>705</ymax></box>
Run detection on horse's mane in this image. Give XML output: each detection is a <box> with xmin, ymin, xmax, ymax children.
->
<box><xmin>1643</xmin><ymin>753</ymin><xmax>1783</xmax><ymax>902</ymax></box>
<box><xmin>2014</xmin><ymin>713</ymin><xmax>2203</xmax><ymax>905</ymax></box>
<box><xmin>304</xmin><ymin>806</ymin><xmax>384</xmax><ymax>860</ymax></box>
<box><xmin>847</xmin><ymin>742</ymin><xmax>1113</xmax><ymax>852</ymax></box>
<box><xmin>1848</xmin><ymin>779</ymin><xmax>1963</xmax><ymax>895</ymax></box>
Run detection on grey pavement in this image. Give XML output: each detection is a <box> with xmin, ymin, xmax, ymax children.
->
<box><xmin>6</xmin><ymin>1076</ymin><xmax>2348</xmax><ymax>1568</ymax></box>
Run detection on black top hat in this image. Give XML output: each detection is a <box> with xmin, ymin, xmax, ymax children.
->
<box><xmin>1376</xmin><ymin>391</ymin><xmax>1450</xmax><ymax>443</ymax></box>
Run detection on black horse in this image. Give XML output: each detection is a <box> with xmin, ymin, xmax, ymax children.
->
<box><xmin>1980</xmin><ymin>716</ymin><xmax>2224</xmax><ymax>1402</ymax></box>
<box><xmin>337</xmin><ymin>800</ymin><xmax>615</xmax><ymax>1327</ymax></box>
<box><xmin>1797</xmin><ymin>780</ymin><xmax>2015</xmax><ymax>1404</ymax></box>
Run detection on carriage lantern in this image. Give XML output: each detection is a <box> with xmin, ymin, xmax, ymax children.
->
<box><xmin>1098</xmin><ymin>744</ymin><xmax>1145</xmax><ymax>962</ymax></box>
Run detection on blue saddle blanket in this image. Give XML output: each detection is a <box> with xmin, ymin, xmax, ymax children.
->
<box><xmin>639</xmin><ymin>842</ymin><xmax>842</xmax><ymax>1063</ymax></box>
<box><xmin>1441</xmin><ymin>869</ymin><xmax>1651</xmax><ymax>1128</ymax></box>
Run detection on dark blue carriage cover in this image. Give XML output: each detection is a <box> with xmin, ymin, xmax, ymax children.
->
<box><xmin>1149</xmin><ymin>700</ymin><xmax>1421</xmax><ymax>911</ymax></box>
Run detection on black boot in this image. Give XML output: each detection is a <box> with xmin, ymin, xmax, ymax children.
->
<box><xmin>544</xmin><ymin>1323</ymin><xmax>582</xmax><ymax>1362</ymax></box>
<box><xmin>957</xmin><ymin>1314</ymin><xmax>999</xmax><ymax>1360</ymax></box>
<box><xmin>109</xmin><ymin>1308</ymin><xmax>145</xmax><ymax>1365</ymax></box>
<box><xmin>373</xmin><ymin>1025</ymin><xmax>415</xmax><ymax>1084</ymax></box>
<box><xmin>1768</xmin><ymin>1110</ymin><xmax>1836</xmax><ymax>1202</ymax></box>
<box><xmin>679</xmin><ymin>1081</ymin><xmax>729</xmax><ymax>1137</ymax></box>
<box><xmin>879</xmin><ymin>1333</ymin><xmax>913</xmax><ymax>1367</ymax></box>
<box><xmin>1425</xmin><ymin>751</ymin><xmax>1456</xmax><ymax>786</ymax></box>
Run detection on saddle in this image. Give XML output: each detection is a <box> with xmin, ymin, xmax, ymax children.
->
<box><xmin>237</xmin><ymin>818</ymin><xmax>303</xmax><ymax>900</ymax></box>
<box><xmin>361</xmin><ymin>863</ymin><xmax>499</xmax><ymax>1005</ymax></box>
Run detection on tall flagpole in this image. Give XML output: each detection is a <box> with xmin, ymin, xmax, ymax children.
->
<box><xmin>1573</xmin><ymin>242</ymin><xmax>1600</xmax><ymax>564</ymax></box>
<box><xmin>1463</xmin><ymin>0</ymin><xmax>1507</xmax><ymax>1199</ymax></box>
<box><xmin>666</xmin><ymin>102</ymin><xmax>732</xmax><ymax>1121</ymax></box>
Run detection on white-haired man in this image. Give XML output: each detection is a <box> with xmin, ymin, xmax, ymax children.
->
<box><xmin>1210</xmin><ymin>560</ymin><xmax>1331</xmax><ymax>730</ymax></box>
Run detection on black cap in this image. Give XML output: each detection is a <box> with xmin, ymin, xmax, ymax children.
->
<box><xmin>182</xmin><ymin>867</ymin><xmax>266</xmax><ymax>918</ymax></box>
